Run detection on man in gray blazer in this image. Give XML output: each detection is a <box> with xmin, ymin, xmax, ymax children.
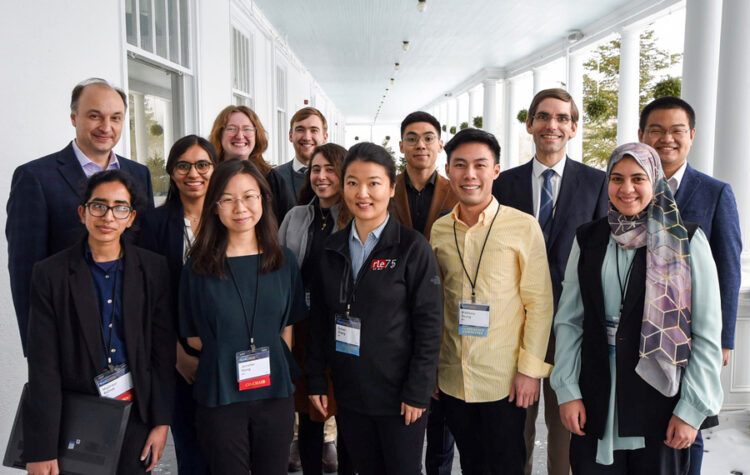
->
<box><xmin>276</xmin><ymin>107</ymin><xmax>328</xmax><ymax>202</ymax></box>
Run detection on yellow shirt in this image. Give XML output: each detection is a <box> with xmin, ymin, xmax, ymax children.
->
<box><xmin>430</xmin><ymin>198</ymin><xmax>554</xmax><ymax>403</ymax></box>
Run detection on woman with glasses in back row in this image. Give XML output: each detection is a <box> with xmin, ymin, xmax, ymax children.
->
<box><xmin>24</xmin><ymin>170</ymin><xmax>175</xmax><ymax>475</ymax></box>
<box><xmin>179</xmin><ymin>159</ymin><xmax>306</xmax><ymax>474</ymax></box>
<box><xmin>139</xmin><ymin>135</ymin><xmax>218</xmax><ymax>475</ymax></box>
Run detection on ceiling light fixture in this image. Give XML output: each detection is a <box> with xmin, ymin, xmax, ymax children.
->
<box><xmin>390</xmin><ymin>78</ymin><xmax>395</xmax><ymax>84</ymax></box>
<box><xmin>417</xmin><ymin>0</ymin><xmax>427</xmax><ymax>13</ymax></box>
<box><xmin>402</xmin><ymin>41</ymin><xmax>410</xmax><ymax>51</ymax></box>
<box><xmin>394</xmin><ymin>62</ymin><xmax>400</xmax><ymax>71</ymax></box>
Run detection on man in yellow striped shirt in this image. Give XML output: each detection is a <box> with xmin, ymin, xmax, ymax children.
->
<box><xmin>430</xmin><ymin>128</ymin><xmax>554</xmax><ymax>474</ymax></box>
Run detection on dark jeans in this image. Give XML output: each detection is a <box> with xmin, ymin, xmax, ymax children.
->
<box><xmin>441</xmin><ymin>391</ymin><xmax>527</xmax><ymax>475</ymax></box>
<box><xmin>171</xmin><ymin>371</ymin><xmax>209</xmax><ymax>474</ymax></box>
<box><xmin>425</xmin><ymin>397</ymin><xmax>456</xmax><ymax>475</ymax></box>
<box><xmin>195</xmin><ymin>397</ymin><xmax>294</xmax><ymax>475</ymax></box>
<box><xmin>569</xmin><ymin>433</ymin><xmax>690</xmax><ymax>475</ymax></box>
<box><xmin>337</xmin><ymin>407</ymin><xmax>427</xmax><ymax>475</ymax></box>
<box><xmin>687</xmin><ymin>430</ymin><xmax>703</xmax><ymax>475</ymax></box>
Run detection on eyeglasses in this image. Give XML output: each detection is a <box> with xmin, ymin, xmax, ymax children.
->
<box><xmin>532</xmin><ymin>112</ymin><xmax>572</xmax><ymax>124</ymax></box>
<box><xmin>403</xmin><ymin>134</ymin><xmax>438</xmax><ymax>146</ymax></box>
<box><xmin>224</xmin><ymin>125</ymin><xmax>256</xmax><ymax>135</ymax></box>
<box><xmin>85</xmin><ymin>202</ymin><xmax>133</xmax><ymax>219</ymax></box>
<box><xmin>174</xmin><ymin>160</ymin><xmax>213</xmax><ymax>175</ymax></box>
<box><xmin>645</xmin><ymin>127</ymin><xmax>689</xmax><ymax>139</ymax></box>
<box><xmin>216</xmin><ymin>194</ymin><xmax>261</xmax><ymax>209</ymax></box>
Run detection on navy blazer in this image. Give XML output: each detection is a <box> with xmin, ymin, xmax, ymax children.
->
<box><xmin>6</xmin><ymin>142</ymin><xmax>154</xmax><ymax>353</ymax></box>
<box><xmin>492</xmin><ymin>157</ymin><xmax>608</xmax><ymax>309</ymax></box>
<box><xmin>675</xmin><ymin>164</ymin><xmax>742</xmax><ymax>349</ymax></box>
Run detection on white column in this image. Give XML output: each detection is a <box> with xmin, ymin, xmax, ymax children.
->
<box><xmin>468</xmin><ymin>88</ymin><xmax>477</xmax><ymax>127</ymax></box>
<box><xmin>533</xmin><ymin>67</ymin><xmax>546</xmax><ymax>95</ymax></box>
<box><xmin>133</xmin><ymin>92</ymin><xmax>148</xmax><ymax>164</ymax></box>
<box><xmin>441</xmin><ymin>102</ymin><xmax>449</xmax><ymax>131</ymax></box>
<box><xmin>502</xmin><ymin>78</ymin><xmax>517</xmax><ymax>170</ymax></box>
<box><xmin>713</xmin><ymin>0</ymin><xmax>750</xmax><ymax>291</ymax></box>
<box><xmin>454</xmin><ymin>97</ymin><xmax>461</xmax><ymax>130</ymax></box>
<box><xmin>483</xmin><ymin>78</ymin><xmax>499</xmax><ymax>138</ymax></box>
<box><xmin>681</xmin><ymin>0</ymin><xmax>722</xmax><ymax>175</ymax></box>
<box><xmin>567</xmin><ymin>52</ymin><xmax>584</xmax><ymax>162</ymax></box>
<box><xmin>616</xmin><ymin>25</ymin><xmax>640</xmax><ymax>145</ymax></box>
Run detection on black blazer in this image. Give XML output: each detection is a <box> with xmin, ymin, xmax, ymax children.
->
<box><xmin>6</xmin><ymin>142</ymin><xmax>154</xmax><ymax>354</ymax></box>
<box><xmin>493</xmin><ymin>158</ymin><xmax>608</xmax><ymax>308</ymax></box>
<box><xmin>22</xmin><ymin>240</ymin><xmax>175</xmax><ymax>462</ymax></box>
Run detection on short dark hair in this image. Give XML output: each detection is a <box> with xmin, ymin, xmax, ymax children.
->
<box><xmin>165</xmin><ymin>135</ymin><xmax>218</xmax><ymax>204</ymax></box>
<box><xmin>289</xmin><ymin>107</ymin><xmax>328</xmax><ymax>133</ymax></box>
<box><xmin>444</xmin><ymin>128</ymin><xmax>501</xmax><ymax>164</ymax></box>
<box><xmin>342</xmin><ymin>142</ymin><xmax>397</xmax><ymax>186</ymax></box>
<box><xmin>189</xmin><ymin>159</ymin><xmax>284</xmax><ymax>277</ymax></box>
<box><xmin>639</xmin><ymin>96</ymin><xmax>696</xmax><ymax>131</ymax></box>
<box><xmin>70</xmin><ymin>78</ymin><xmax>127</xmax><ymax>113</ymax></box>
<box><xmin>81</xmin><ymin>170</ymin><xmax>144</xmax><ymax>242</ymax></box>
<box><xmin>528</xmin><ymin>88</ymin><xmax>579</xmax><ymax>125</ymax></box>
<box><xmin>400</xmin><ymin>111</ymin><xmax>441</xmax><ymax>138</ymax></box>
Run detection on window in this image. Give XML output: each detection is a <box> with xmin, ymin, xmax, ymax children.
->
<box><xmin>276</xmin><ymin>65</ymin><xmax>287</xmax><ymax>164</ymax></box>
<box><xmin>125</xmin><ymin>0</ymin><xmax>190</xmax><ymax>68</ymax></box>
<box><xmin>232</xmin><ymin>28</ymin><xmax>254</xmax><ymax>108</ymax></box>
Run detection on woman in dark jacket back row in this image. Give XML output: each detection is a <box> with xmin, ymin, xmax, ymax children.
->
<box><xmin>306</xmin><ymin>142</ymin><xmax>444</xmax><ymax>475</ymax></box>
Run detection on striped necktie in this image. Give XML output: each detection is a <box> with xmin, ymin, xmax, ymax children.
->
<box><xmin>539</xmin><ymin>168</ymin><xmax>555</xmax><ymax>241</ymax></box>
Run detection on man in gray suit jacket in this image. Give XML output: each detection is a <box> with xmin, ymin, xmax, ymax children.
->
<box><xmin>276</xmin><ymin>107</ymin><xmax>328</xmax><ymax>202</ymax></box>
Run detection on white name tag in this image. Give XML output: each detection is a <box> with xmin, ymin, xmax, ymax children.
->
<box><xmin>606</xmin><ymin>320</ymin><xmax>618</xmax><ymax>355</ymax></box>
<box><xmin>458</xmin><ymin>301</ymin><xmax>490</xmax><ymax>337</ymax></box>
<box><xmin>335</xmin><ymin>315</ymin><xmax>361</xmax><ymax>356</ymax></box>
<box><xmin>94</xmin><ymin>364</ymin><xmax>134</xmax><ymax>401</ymax></box>
<box><xmin>236</xmin><ymin>347</ymin><xmax>271</xmax><ymax>391</ymax></box>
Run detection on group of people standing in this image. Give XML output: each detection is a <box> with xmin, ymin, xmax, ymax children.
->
<box><xmin>6</xmin><ymin>77</ymin><xmax>741</xmax><ymax>475</ymax></box>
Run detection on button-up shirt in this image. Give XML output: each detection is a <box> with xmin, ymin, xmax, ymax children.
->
<box><xmin>531</xmin><ymin>156</ymin><xmax>566</xmax><ymax>219</ymax></box>
<box><xmin>405</xmin><ymin>170</ymin><xmax>437</xmax><ymax>235</ymax></box>
<box><xmin>349</xmin><ymin>215</ymin><xmax>390</xmax><ymax>279</ymax></box>
<box><xmin>85</xmin><ymin>244</ymin><xmax>126</xmax><ymax>370</ymax></box>
<box><xmin>430</xmin><ymin>198</ymin><xmax>553</xmax><ymax>402</ymax></box>
<box><xmin>72</xmin><ymin>140</ymin><xmax>120</xmax><ymax>178</ymax></box>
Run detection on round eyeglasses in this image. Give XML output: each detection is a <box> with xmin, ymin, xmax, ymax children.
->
<box><xmin>85</xmin><ymin>202</ymin><xmax>133</xmax><ymax>219</ymax></box>
<box><xmin>173</xmin><ymin>160</ymin><xmax>214</xmax><ymax>176</ymax></box>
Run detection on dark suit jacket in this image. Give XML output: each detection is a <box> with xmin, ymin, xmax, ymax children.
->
<box><xmin>276</xmin><ymin>159</ymin><xmax>306</xmax><ymax>203</ymax></box>
<box><xmin>6</xmin><ymin>142</ymin><xmax>154</xmax><ymax>353</ymax></box>
<box><xmin>391</xmin><ymin>171</ymin><xmax>458</xmax><ymax>240</ymax></box>
<box><xmin>492</xmin><ymin>157</ymin><xmax>608</xmax><ymax>309</ymax></box>
<box><xmin>23</xmin><ymin>240</ymin><xmax>175</xmax><ymax>462</ymax></box>
<box><xmin>675</xmin><ymin>164</ymin><xmax>742</xmax><ymax>349</ymax></box>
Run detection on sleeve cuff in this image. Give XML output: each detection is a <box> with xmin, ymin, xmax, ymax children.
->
<box><xmin>673</xmin><ymin>399</ymin><xmax>707</xmax><ymax>430</ymax></box>
<box><xmin>554</xmin><ymin>383</ymin><xmax>582</xmax><ymax>405</ymax></box>
<box><xmin>517</xmin><ymin>347</ymin><xmax>553</xmax><ymax>379</ymax></box>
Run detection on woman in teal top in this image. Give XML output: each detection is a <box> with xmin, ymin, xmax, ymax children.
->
<box><xmin>180</xmin><ymin>159</ymin><xmax>305</xmax><ymax>474</ymax></box>
<box><xmin>551</xmin><ymin>143</ymin><xmax>722</xmax><ymax>474</ymax></box>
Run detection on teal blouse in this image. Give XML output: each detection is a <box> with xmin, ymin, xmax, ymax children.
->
<box><xmin>179</xmin><ymin>248</ymin><xmax>306</xmax><ymax>407</ymax></box>
<box><xmin>551</xmin><ymin>229</ymin><xmax>723</xmax><ymax>465</ymax></box>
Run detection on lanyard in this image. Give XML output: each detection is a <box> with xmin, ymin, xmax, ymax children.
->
<box><xmin>98</xmin><ymin>260</ymin><xmax>121</xmax><ymax>371</ymax></box>
<box><xmin>615</xmin><ymin>245</ymin><xmax>636</xmax><ymax>319</ymax></box>
<box><xmin>453</xmin><ymin>205</ymin><xmax>500</xmax><ymax>303</ymax></box>
<box><xmin>227</xmin><ymin>257</ymin><xmax>261</xmax><ymax>351</ymax></box>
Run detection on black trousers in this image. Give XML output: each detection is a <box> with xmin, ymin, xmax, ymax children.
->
<box><xmin>116</xmin><ymin>410</ymin><xmax>151</xmax><ymax>475</ymax></box>
<box><xmin>441</xmin><ymin>391</ymin><xmax>527</xmax><ymax>475</ymax></box>
<box><xmin>298</xmin><ymin>413</ymin><xmax>324</xmax><ymax>475</ymax></box>
<box><xmin>337</xmin><ymin>407</ymin><xmax>428</xmax><ymax>475</ymax></box>
<box><xmin>171</xmin><ymin>371</ymin><xmax>209</xmax><ymax>474</ymax></box>
<box><xmin>425</xmin><ymin>397</ymin><xmax>456</xmax><ymax>475</ymax></box>
<box><xmin>195</xmin><ymin>396</ymin><xmax>294</xmax><ymax>475</ymax></box>
<box><xmin>569</xmin><ymin>433</ymin><xmax>690</xmax><ymax>475</ymax></box>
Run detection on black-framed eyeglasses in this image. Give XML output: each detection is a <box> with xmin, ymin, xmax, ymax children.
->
<box><xmin>85</xmin><ymin>202</ymin><xmax>133</xmax><ymax>219</ymax></box>
<box><xmin>174</xmin><ymin>160</ymin><xmax>214</xmax><ymax>175</ymax></box>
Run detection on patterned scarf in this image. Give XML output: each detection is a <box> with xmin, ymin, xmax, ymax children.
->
<box><xmin>606</xmin><ymin>142</ymin><xmax>692</xmax><ymax>397</ymax></box>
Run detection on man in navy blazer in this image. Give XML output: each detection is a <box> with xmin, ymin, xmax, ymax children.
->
<box><xmin>492</xmin><ymin>89</ymin><xmax>608</xmax><ymax>475</ymax></box>
<box><xmin>639</xmin><ymin>96</ymin><xmax>742</xmax><ymax>475</ymax></box>
<box><xmin>6</xmin><ymin>78</ymin><xmax>153</xmax><ymax>354</ymax></box>
<box><xmin>276</xmin><ymin>107</ymin><xmax>328</xmax><ymax>202</ymax></box>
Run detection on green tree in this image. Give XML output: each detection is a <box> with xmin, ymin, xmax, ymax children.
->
<box><xmin>582</xmin><ymin>29</ymin><xmax>681</xmax><ymax>167</ymax></box>
<box><xmin>652</xmin><ymin>76</ymin><xmax>681</xmax><ymax>99</ymax></box>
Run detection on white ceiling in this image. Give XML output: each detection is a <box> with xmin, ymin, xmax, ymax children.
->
<box><xmin>251</xmin><ymin>0</ymin><xmax>667</xmax><ymax>124</ymax></box>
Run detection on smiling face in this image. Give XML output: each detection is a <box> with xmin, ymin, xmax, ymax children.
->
<box><xmin>526</xmin><ymin>97</ymin><xmax>577</xmax><ymax>165</ymax></box>
<box><xmin>78</xmin><ymin>181</ymin><xmax>135</xmax><ymax>246</ymax></box>
<box><xmin>289</xmin><ymin>115</ymin><xmax>327</xmax><ymax>164</ymax></box>
<box><xmin>171</xmin><ymin>144</ymin><xmax>214</xmax><ymax>201</ymax></box>
<box><xmin>216</xmin><ymin>173</ymin><xmax>263</xmax><ymax>237</ymax></box>
<box><xmin>70</xmin><ymin>84</ymin><xmax>125</xmax><ymax>162</ymax></box>
<box><xmin>638</xmin><ymin>108</ymin><xmax>695</xmax><ymax>178</ymax></box>
<box><xmin>399</xmin><ymin>121</ymin><xmax>443</xmax><ymax>173</ymax></box>
<box><xmin>445</xmin><ymin>142</ymin><xmax>501</xmax><ymax>213</ymax></box>
<box><xmin>310</xmin><ymin>152</ymin><xmax>341</xmax><ymax>208</ymax></box>
<box><xmin>608</xmin><ymin>156</ymin><xmax>653</xmax><ymax>216</ymax></box>
<box><xmin>221</xmin><ymin>112</ymin><xmax>257</xmax><ymax>160</ymax></box>
<box><xmin>344</xmin><ymin>160</ymin><xmax>395</xmax><ymax>229</ymax></box>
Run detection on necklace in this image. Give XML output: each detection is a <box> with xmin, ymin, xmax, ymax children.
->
<box><xmin>319</xmin><ymin>206</ymin><xmax>330</xmax><ymax>230</ymax></box>
<box><xmin>184</xmin><ymin>213</ymin><xmax>200</xmax><ymax>224</ymax></box>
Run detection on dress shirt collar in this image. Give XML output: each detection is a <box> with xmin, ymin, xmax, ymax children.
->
<box><xmin>532</xmin><ymin>155</ymin><xmax>566</xmax><ymax>179</ymax></box>
<box><xmin>292</xmin><ymin>157</ymin><xmax>308</xmax><ymax>173</ymax></box>
<box><xmin>667</xmin><ymin>160</ymin><xmax>688</xmax><ymax>192</ymax></box>
<box><xmin>72</xmin><ymin>140</ymin><xmax>120</xmax><ymax>177</ymax></box>
<box><xmin>405</xmin><ymin>170</ymin><xmax>437</xmax><ymax>191</ymax></box>
<box><xmin>451</xmin><ymin>197</ymin><xmax>500</xmax><ymax>228</ymax></box>
<box><xmin>350</xmin><ymin>214</ymin><xmax>390</xmax><ymax>246</ymax></box>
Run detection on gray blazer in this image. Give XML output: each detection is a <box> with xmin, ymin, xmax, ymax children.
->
<box><xmin>278</xmin><ymin>200</ymin><xmax>341</xmax><ymax>266</ymax></box>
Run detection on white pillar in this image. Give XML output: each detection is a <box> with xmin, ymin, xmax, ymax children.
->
<box><xmin>133</xmin><ymin>92</ymin><xmax>148</xmax><ymax>164</ymax></box>
<box><xmin>454</xmin><ymin>97</ymin><xmax>461</xmax><ymax>131</ymax></box>
<box><xmin>468</xmin><ymin>89</ymin><xmax>477</xmax><ymax>127</ymax></box>
<box><xmin>483</xmin><ymin>78</ymin><xmax>499</xmax><ymax>138</ymax></box>
<box><xmin>502</xmin><ymin>78</ymin><xmax>517</xmax><ymax>170</ymax></box>
<box><xmin>567</xmin><ymin>52</ymin><xmax>584</xmax><ymax>162</ymax></box>
<box><xmin>441</xmin><ymin>102</ymin><xmax>449</xmax><ymax>132</ymax></box>
<box><xmin>681</xmin><ymin>0</ymin><xmax>722</xmax><ymax>175</ymax></box>
<box><xmin>533</xmin><ymin>67</ymin><xmax>546</xmax><ymax>95</ymax></box>
<box><xmin>616</xmin><ymin>25</ymin><xmax>640</xmax><ymax>145</ymax></box>
<box><xmin>713</xmin><ymin>0</ymin><xmax>750</xmax><ymax>290</ymax></box>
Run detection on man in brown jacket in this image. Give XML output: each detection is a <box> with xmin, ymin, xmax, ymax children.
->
<box><xmin>391</xmin><ymin>111</ymin><xmax>458</xmax><ymax>475</ymax></box>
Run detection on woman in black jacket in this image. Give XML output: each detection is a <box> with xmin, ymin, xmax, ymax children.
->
<box><xmin>307</xmin><ymin>142</ymin><xmax>443</xmax><ymax>475</ymax></box>
<box><xmin>139</xmin><ymin>134</ymin><xmax>217</xmax><ymax>474</ymax></box>
<box><xmin>24</xmin><ymin>170</ymin><xmax>174</xmax><ymax>475</ymax></box>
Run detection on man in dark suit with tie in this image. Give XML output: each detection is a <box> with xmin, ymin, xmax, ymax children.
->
<box><xmin>6</xmin><ymin>78</ymin><xmax>154</xmax><ymax>355</ymax></box>
<box><xmin>276</xmin><ymin>107</ymin><xmax>328</xmax><ymax>202</ymax></box>
<box><xmin>492</xmin><ymin>88</ymin><xmax>608</xmax><ymax>475</ymax></box>
<box><xmin>639</xmin><ymin>96</ymin><xmax>742</xmax><ymax>475</ymax></box>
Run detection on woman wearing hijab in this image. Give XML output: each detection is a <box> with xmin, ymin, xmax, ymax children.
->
<box><xmin>550</xmin><ymin>143</ymin><xmax>723</xmax><ymax>474</ymax></box>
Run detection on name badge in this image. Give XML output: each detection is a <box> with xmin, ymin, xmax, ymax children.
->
<box><xmin>94</xmin><ymin>363</ymin><xmax>134</xmax><ymax>401</ymax></box>
<box><xmin>236</xmin><ymin>347</ymin><xmax>271</xmax><ymax>391</ymax></box>
<box><xmin>458</xmin><ymin>300</ymin><xmax>490</xmax><ymax>337</ymax></box>
<box><xmin>335</xmin><ymin>315</ymin><xmax>361</xmax><ymax>356</ymax></box>
<box><xmin>606</xmin><ymin>320</ymin><xmax>618</xmax><ymax>355</ymax></box>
